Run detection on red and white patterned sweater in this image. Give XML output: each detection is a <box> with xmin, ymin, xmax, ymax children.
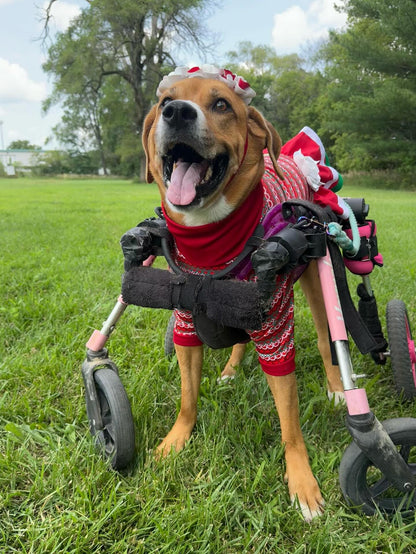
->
<box><xmin>166</xmin><ymin>153</ymin><xmax>312</xmax><ymax>376</ymax></box>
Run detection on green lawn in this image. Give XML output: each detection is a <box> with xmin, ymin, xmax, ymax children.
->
<box><xmin>1</xmin><ymin>176</ymin><xmax>416</xmax><ymax>553</ymax></box>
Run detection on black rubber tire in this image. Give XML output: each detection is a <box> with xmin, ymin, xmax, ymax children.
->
<box><xmin>339</xmin><ymin>418</ymin><xmax>416</xmax><ymax>516</ymax></box>
<box><xmin>164</xmin><ymin>313</ymin><xmax>176</xmax><ymax>357</ymax></box>
<box><xmin>386</xmin><ymin>299</ymin><xmax>416</xmax><ymax>400</ymax></box>
<box><xmin>87</xmin><ymin>368</ymin><xmax>135</xmax><ymax>470</ymax></box>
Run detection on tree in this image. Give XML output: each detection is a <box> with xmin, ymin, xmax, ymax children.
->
<box><xmin>43</xmin><ymin>0</ymin><xmax>218</xmax><ymax>178</ymax></box>
<box><xmin>318</xmin><ymin>0</ymin><xmax>416</xmax><ymax>171</ymax></box>
<box><xmin>32</xmin><ymin>149</ymin><xmax>100</xmax><ymax>176</ymax></box>
<box><xmin>225</xmin><ymin>42</ymin><xmax>326</xmax><ymax>142</ymax></box>
<box><xmin>7</xmin><ymin>140</ymin><xmax>41</xmax><ymax>150</ymax></box>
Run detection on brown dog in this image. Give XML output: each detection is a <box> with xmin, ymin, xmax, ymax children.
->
<box><xmin>142</xmin><ymin>68</ymin><xmax>343</xmax><ymax>521</ymax></box>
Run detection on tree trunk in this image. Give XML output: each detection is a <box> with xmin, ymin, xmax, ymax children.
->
<box><xmin>139</xmin><ymin>152</ymin><xmax>147</xmax><ymax>183</ymax></box>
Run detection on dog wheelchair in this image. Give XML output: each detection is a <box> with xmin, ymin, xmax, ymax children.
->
<box><xmin>82</xmin><ymin>197</ymin><xmax>416</xmax><ymax>516</ymax></box>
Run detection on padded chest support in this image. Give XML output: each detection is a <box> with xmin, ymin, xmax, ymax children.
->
<box><xmin>121</xmin><ymin>266</ymin><xmax>264</xmax><ymax>331</ymax></box>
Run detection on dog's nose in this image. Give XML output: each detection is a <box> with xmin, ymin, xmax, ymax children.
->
<box><xmin>162</xmin><ymin>100</ymin><xmax>197</xmax><ymax>130</ymax></box>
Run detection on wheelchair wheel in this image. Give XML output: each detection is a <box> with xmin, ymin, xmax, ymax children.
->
<box><xmin>339</xmin><ymin>418</ymin><xmax>416</xmax><ymax>516</ymax></box>
<box><xmin>386</xmin><ymin>299</ymin><xmax>416</xmax><ymax>400</ymax></box>
<box><xmin>164</xmin><ymin>313</ymin><xmax>175</xmax><ymax>357</ymax></box>
<box><xmin>86</xmin><ymin>368</ymin><xmax>135</xmax><ymax>470</ymax></box>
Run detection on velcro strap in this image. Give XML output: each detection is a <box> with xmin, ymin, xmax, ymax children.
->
<box><xmin>345</xmin><ymin>220</ymin><xmax>379</xmax><ymax>261</ymax></box>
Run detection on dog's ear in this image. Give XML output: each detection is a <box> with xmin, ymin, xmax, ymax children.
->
<box><xmin>248</xmin><ymin>106</ymin><xmax>284</xmax><ymax>180</ymax></box>
<box><xmin>142</xmin><ymin>104</ymin><xmax>157</xmax><ymax>183</ymax></box>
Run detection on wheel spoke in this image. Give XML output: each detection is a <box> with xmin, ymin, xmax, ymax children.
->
<box><xmin>104</xmin><ymin>422</ymin><xmax>115</xmax><ymax>442</ymax></box>
<box><xmin>399</xmin><ymin>444</ymin><xmax>411</xmax><ymax>463</ymax></box>
<box><xmin>369</xmin><ymin>476</ymin><xmax>392</xmax><ymax>498</ymax></box>
<box><xmin>103</xmin><ymin>423</ymin><xmax>116</xmax><ymax>455</ymax></box>
<box><xmin>368</xmin><ymin>463</ymin><xmax>416</xmax><ymax>514</ymax></box>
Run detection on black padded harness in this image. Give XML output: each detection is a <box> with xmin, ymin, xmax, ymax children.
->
<box><xmin>121</xmin><ymin>202</ymin><xmax>327</xmax><ymax>348</ymax></box>
<box><xmin>121</xmin><ymin>200</ymin><xmax>387</xmax><ymax>354</ymax></box>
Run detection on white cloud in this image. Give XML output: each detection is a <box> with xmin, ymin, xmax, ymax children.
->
<box><xmin>0</xmin><ymin>58</ymin><xmax>47</xmax><ymax>102</ymax></box>
<box><xmin>7</xmin><ymin>128</ymin><xmax>20</xmax><ymax>142</ymax></box>
<box><xmin>272</xmin><ymin>0</ymin><xmax>347</xmax><ymax>54</ymax></box>
<box><xmin>0</xmin><ymin>0</ymin><xmax>15</xmax><ymax>5</ymax></box>
<box><xmin>42</xmin><ymin>1</ymin><xmax>81</xmax><ymax>32</ymax></box>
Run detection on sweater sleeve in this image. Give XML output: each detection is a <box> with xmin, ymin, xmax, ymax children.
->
<box><xmin>247</xmin><ymin>273</ymin><xmax>297</xmax><ymax>376</ymax></box>
<box><xmin>173</xmin><ymin>308</ymin><xmax>203</xmax><ymax>347</ymax></box>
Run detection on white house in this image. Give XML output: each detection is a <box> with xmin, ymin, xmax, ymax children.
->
<box><xmin>0</xmin><ymin>149</ymin><xmax>50</xmax><ymax>175</ymax></box>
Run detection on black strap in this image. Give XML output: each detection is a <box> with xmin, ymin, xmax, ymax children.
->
<box><xmin>282</xmin><ymin>199</ymin><xmax>337</xmax><ymax>224</ymax></box>
<box><xmin>214</xmin><ymin>224</ymin><xmax>264</xmax><ymax>279</ymax></box>
<box><xmin>162</xmin><ymin>224</ymin><xmax>265</xmax><ymax>280</ymax></box>
<box><xmin>357</xmin><ymin>283</ymin><xmax>388</xmax><ymax>352</ymax></box>
<box><xmin>328</xmin><ymin>240</ymin><xmax>380</xmax><ymax>354</ymax></box>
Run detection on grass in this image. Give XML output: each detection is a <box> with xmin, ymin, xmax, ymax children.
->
<box><xmin>1</xmin><ymin>175</ymin><xmax>416</xmax><ymax>553</ymax></box>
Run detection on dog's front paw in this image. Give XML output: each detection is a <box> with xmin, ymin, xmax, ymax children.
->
<box><xmin>289</xmin><ymin>483</ymin><xmax>325</xmax><ymax>522</ymax></box>
<box><xmin>284</xmin><ymin>455</ymin><xmax>325</xmax><ymax>522</ymax></box>
<box><xmin>155</xmin><ymin>434</ymin><xmax>188</xmax><ymax>460</ymax></box>
<box><xmin>154</xmin><ymin>417</ymin><xmax>195</xmax><ymax>459</ymax></box>
<box><xmin>291</xmin><ymin>492</ymin><xmax>325</xmax><ymax>523</ymax></box>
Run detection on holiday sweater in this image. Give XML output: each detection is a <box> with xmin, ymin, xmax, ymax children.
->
<box><xmin>165</xmin><ymin>152</ymin><xmax>312</xmax><ymax>377</ymax></box>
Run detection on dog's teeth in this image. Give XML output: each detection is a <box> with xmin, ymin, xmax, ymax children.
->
<box><xmin>202</xmin><ymin>165</ymin><xmax>213</xmax><ymax>184</ymax></box>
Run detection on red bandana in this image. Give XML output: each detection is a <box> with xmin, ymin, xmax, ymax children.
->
<box><xmin>162</xmin><ymin>183</ymin><xmax>264</xmax><ymax>268</ymax></box>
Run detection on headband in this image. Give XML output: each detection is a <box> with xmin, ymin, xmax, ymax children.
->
<box><xmin>156</xmin><ymin>64</ymin><xmax>256</xmax><ymax>105</ymax></box>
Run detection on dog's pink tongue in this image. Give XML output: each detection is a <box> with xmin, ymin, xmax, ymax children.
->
<box><xmin>167</xmin><ymin>160</ymin><xmax>208</xmax><ymax>205</ymax></box>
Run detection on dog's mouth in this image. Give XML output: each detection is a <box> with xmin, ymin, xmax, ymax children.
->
<box><xmin>162</xmin><ymin>143</ymin><xmax>229</xmax><ymax>207</ymax></box>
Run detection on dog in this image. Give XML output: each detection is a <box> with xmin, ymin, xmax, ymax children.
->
<box><xmin>141</xmin><ymin>66</ymin><xmax>344</xmax><ymax>521</ymax></box>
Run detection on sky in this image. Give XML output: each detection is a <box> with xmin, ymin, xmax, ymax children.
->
<box><xmin>0</xmin><ymin>0</ymin><xmax>347</xmax><ymax>150</ymax></box>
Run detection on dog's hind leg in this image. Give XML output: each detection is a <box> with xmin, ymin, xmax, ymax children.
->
<box><xmin>156</xmin><ymin>344</ymin><xmax>203</xmax><ymax>458</ymax></box>
<box><xmin>219</xmin><ymin>343</ymin><xmax>246</xmax><ymax>381</ymax></box>
<box><xmin>266</xmin><ymin>372</ymin><xmax>324</xmax><ymax>522</ymax></box>
<box><xmin>299</xmin><ymin>261</ymin><xmax>344</xmax><ymax>402</ymax></box>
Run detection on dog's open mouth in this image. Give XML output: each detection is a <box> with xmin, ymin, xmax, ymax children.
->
<box><xmin>163</xmin><ymin>143</ymin><xmax>229</xmax><ymax>207</ymax></box>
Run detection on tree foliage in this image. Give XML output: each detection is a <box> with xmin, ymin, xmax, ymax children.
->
<box><xmin>318</xmin><ymin>0</ymin><xmax>416</xmax><ymax>171</ymax></box>
<box><xmin>42</xmin><ymin>0</ymin><xmax>416</xmax><ymax>177</ymax></box>
<box><xmin>7</xmin><ymin>140</ymin><xmax>41</xmax><ymax>150</ymax></box>
<box><xmin>32</xmin><ymin>149</ymin><xmax>101</xmax><ymax>176</ymax></box>
<box><xmin>225</xmin><ymin>42</ymin><xmax>325</xmax><ymax>143</ymax></box>
<box><xmin>43</xmin><ymin>0</ymin><xmax>217</xmax><ymax>176</ymax></box>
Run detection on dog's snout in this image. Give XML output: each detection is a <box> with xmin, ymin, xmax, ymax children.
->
<box><xmin>162</xmin><ymin>100</ymin><xmax>197</xmax><ymax>130</ymax></box>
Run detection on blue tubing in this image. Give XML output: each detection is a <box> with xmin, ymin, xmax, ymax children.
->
<box><xmin>327</xmin><ymin>208</ymin><xmax>360</xmax><ymax>256</ymax></box>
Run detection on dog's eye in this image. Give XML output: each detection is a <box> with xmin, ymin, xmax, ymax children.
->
<box><xmin>160</xmin><ymin>96</ymin><xmax>173</xmax><ymax>108</ymax></box>
<box><xmin>213</xmin><ymin>99</ymin><xmax>230</xmax><ymax>112</ymax></box>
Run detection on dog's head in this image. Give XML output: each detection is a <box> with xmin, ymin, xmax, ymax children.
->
<box><xmin>143</xmin><ymin>68</ymin><xmax>283</xmax><ymax>225</ymax></box>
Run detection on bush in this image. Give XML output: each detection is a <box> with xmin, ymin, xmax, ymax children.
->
<box><xmin>343</xmin><ymin>170</ymin><xmax>416</xmax><ymax>191</ymax></box>
<box><xmin>32</xmin><ymin>150</ymin><xmax>101</xmax><ymax>176</ymax></box>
